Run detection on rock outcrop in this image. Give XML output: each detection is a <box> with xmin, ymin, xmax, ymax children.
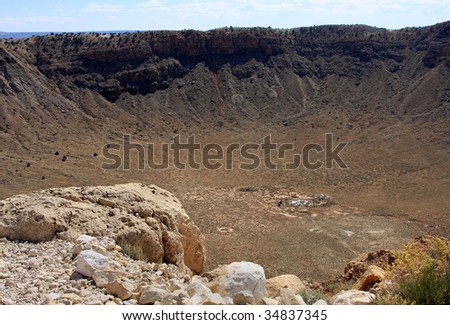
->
<box><xmin>352</xmin><ymin>265</ymin><xmax>386</xmax><ymax>291</ymax></box>
<box><xmin>332</xmin><ymin>290</ymin><xmax>375</xmax><ymax>305</ymax></box>
<box><xmin>74</xmin><ymin>250</ymin><xmax>109</xmax><ymax>278</ymax></box>
<box><xmin>208</xmin><ymin>261</ymin><xmax>268</xmax><ymax>305</ymax></box>
<box><xmin>341</xmin><ymin>250</ymin><xmax>395</xmax><ymax>282</ymax></box>
<box><xmin>266</xmin><ymin>274</ymin><xmax>306</xmax><ymax>298</ymax></box>
<box><xmin>278</xmin><ymin>288</ymin><xmax>307</xmax><ymax>305</ymax></box>
<box><xmin>0</xmin><ymin>232</ymin><xmax>386</xmax><ymax>305</ymax></box>
<box><xmin>0</xmin><ymin>183</ymin><xmax>206</xmax><ymax>274</ymax></box>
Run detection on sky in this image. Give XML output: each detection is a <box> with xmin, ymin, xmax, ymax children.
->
<box><xmin>0</xmin><ymin>0</ymin><xmax>449</xmax><ymax>32</ymax></box>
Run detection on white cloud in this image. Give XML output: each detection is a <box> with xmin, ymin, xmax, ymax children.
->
<box><xmin>130</xmin><ymin>0</ymin><xmax>449</xmax><ymax>30</ymax></box>
<box><xmin>304</xmin><ymin>0</ymin><xmax>448</xmax><ymax>14</ymax></box>
<box><xmin>137</xmin><ymin>0</ymin><xmax>166</xmax><ymax>8</ymax></box>
<box><xmin>84</xmin><ymin>2</ymin><xmax>123</xmax><ymax>13</ymax></box>
<box><xmin>0</xmin><ymin>0</ymin><xmax>446</xmax><ymax>31</ymax></box>
<box><xmin>0</xmin><ymin>16</ymin><xmax>78</xmax><ymax>27</ymax></box>
<box><xmin>135</xmin><ymin>0</ymin><xmax>450</xmax><ymax>17</ymax></box>
<box><xmin>164</xmin><ymin>1</ymin><xmax>246</xmax><ymax>19</ymax></box>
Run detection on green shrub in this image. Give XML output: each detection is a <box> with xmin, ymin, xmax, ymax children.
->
<box><xmin>371</xmin><ymin>292</ymin><xmax>411</xmax><ymax>305</ymax></box>
<box><xmin>120</xmin><ymin>243</ymin><xmax>147</xmax><ymax>262</ymax></box>
<box><xmin>388</xmin><ymin>237</ymin><xmax>449</xmax><ymax>281</ymax></box>
<box><xmin>323</xmin><ymin>279</ymin><xmax>355</xmax><ymax>296</ymax></box>
<box><xmin>397</xmin><ymin>263</ymin><xmax>449</xmax><ymax>305</ymax></box>
<box><xmin>299</xmin><ymin>288</ymin><xmax>328</xmax><ymax>305</ymax></box>
<box><xmin>375</xmin><ymin>236</ymin><xmax>449</xmax><ymax>305</ymax></box>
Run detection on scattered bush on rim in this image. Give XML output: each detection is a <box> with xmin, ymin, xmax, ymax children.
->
<box><xmin>374</xmin><ymin>236</ymin><xmax>449</xmax><ymax>305</ymax></box>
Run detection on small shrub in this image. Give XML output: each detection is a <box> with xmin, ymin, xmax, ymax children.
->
<box><xmin>372</xmin><ymin>292</ymin><xmax>412</xmax><ymax>305</ymax></box>
<box><xmin>239</xmin><ymin>187</ymin><xmax>257</xmax><ymax>193</ymax></box>
<box><xmin>120</xmin><ymin>243</ymin><xmax>147</xmax><ymax>262</ymax></box>
<box><xmin>375</xmin><ymin>236</ymin><xmax>449</xmax><ymax>305</ymax></box>
<box><xmin>397</xmin><ymin>264</ymin><xmax>449</xmax><ymax>305</ymax></box>
<box><xmin>388</xmin><ymin>237</ymin><xmax>449</xmax><ymax>282</ymax></box>
<box><xmin>323</xmin><ymin>279</ymin><xmax>355</xmax><ymax>296</ymax></box>
<box><xmin>299</xmin><ymin>288</ymin><xmax>328</xmax><ymax>305</ymax></box>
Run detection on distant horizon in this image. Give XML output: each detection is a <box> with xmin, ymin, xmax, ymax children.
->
<box><xmin>1</xmin><ymin>19</ymin><xmax>449</xmax><ymax>36</ymax></box>
<box><xmin>1</xmin><ymin>1</ymin><xmax>449</xmax><ymax>33</ymax></box>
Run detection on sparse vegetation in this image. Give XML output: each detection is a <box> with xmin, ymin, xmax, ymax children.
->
<box><xmin>374</xmin><ymin>237</ymin><xmax>449</xmax><ymax>305</ymax></box>
<box><xmin>238</xmin><ymin>186</ymin><xmax>257</xmax><ymax>193</ymax></box>
<box><xmin>323</xmin><ymin>279</ymin><xmax>356</xmax><ymax>296</ymax></box>
<box><xmin>397</xmin><ymin>264</ymin><xmax>449</xmax><ymax>305</ymax></box>
<box><xmin>299</xmin><ymin>288</ymin><xmax>328</xmax><ymax>305</ymax></box>
<box><xmin>120</xmin><ymin>243</ymin><xmax>147</xmax><ymax>262</ymax></box>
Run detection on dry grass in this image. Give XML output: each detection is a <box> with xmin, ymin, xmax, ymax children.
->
<box><xmin>120</xmin><ymin>243</ymin><xmax>148</xmax><ymax>262</ymax></box>
<box><xmin>374</xmin><ymin>237</ymin><xmax>450</xmax><ymax>305</ymax></box>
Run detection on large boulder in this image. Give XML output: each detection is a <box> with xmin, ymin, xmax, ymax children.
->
<box><xmin>353</xmin><ymin>265</ymin><xmax>385</xmax><ymax>291</ymax></box>
<box><xmin>266</xmin><ymin>274</ymin><xmax>306</xmax><ymax>298</ymax></box>
<box><xmin>211</xmin><ymin>261</ymin><xmax>268</xmax><ymax>304</ymax></box>
<box><xmin>106</xmin><ymin>278</ymin><xmax>135</xmax><ymax>300</ymax></box>
<box><xmin>139</xmin><ymin>286</ymin><xmax>173</xmax><ymax>305</ymax></box>
<box><xmin>93</xmin><ymin>270</ymin><xmax>127</xmax><ymax>289</ymax></box>
<box><xmin>74</xmin><ymin>250</ymin><xmax>109</xmax><ymax>277</ymax></box>
<box><xmin>0</xmin><ymin>183</ymin><xmax>205</xmax><ymax>273</ymax></box>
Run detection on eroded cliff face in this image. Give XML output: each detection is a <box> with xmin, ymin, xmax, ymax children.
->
<box><xmin>4</xmin><ymin>23</ymin><xmax>448</xmax><ymax>103</ymax></box>
<box><xmin>0</xmin><ymin>23</ymin><xmax>448</xmax><ymax>202</ymax></box>
<box><xmin>23</xmin><ymin>28</ymin><xmax>284</xmax><ymax>101</ymax></box>
<box><xmin>0</xmin><ymin>23</ymin><xmax>448</xmax><ymax>127</ymax></box>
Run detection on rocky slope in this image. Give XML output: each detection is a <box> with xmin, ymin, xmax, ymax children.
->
<box><xmin>0</xmin><ymin>183</ymin><xmax>376</xmax><ymax>305</ymax></box>
<box><xmin>1</xmin><ymin>23</ymin><xmax>449</xmax><ymax>143</ymax></box>
<box><xmin>0</xmin><ymin>234</ymin><xmax>374</xmax><ymax>305</ymax></box>
<box><xmin>0</xmin><ymin>23</ymin><xmax>448</xmax><ymax>199</ymax></box>
<box><xmin>0</xmin><ymin>183</ymin><xmax>205</xmax><ymax>274</ymax></box>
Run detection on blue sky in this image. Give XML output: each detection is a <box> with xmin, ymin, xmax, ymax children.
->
<box><xmin>0</xmin><ymin>0</ymin><xmax>449</xmax><ymax>32</ymax></box>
